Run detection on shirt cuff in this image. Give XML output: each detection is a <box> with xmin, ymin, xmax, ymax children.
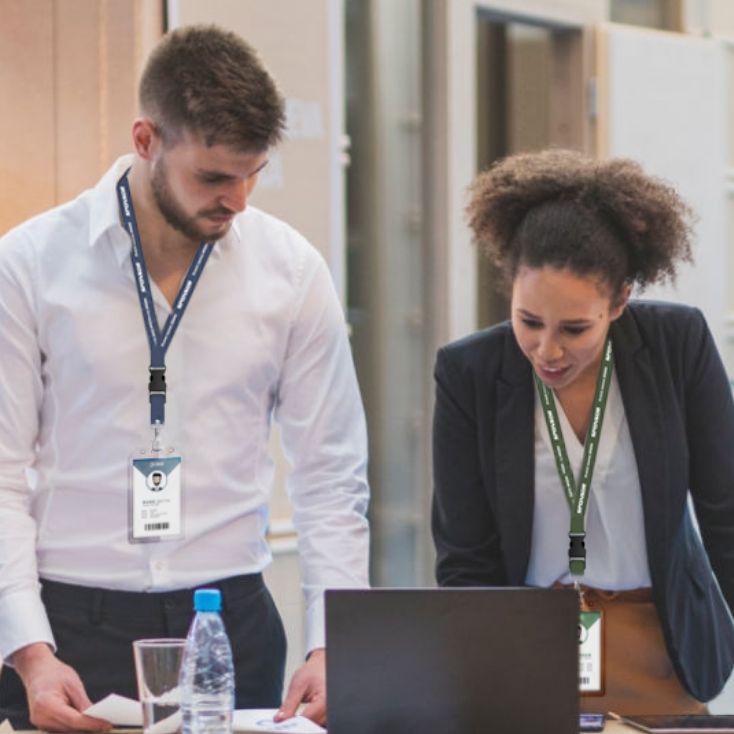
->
<box><xmin>0</xmin><ymin>587</ymin><xmax>56</xmax><ymax>663</ymax></box>
<box><xmin>305</xmin><ymin>595</ymin><xmax>325</xmax><ymax>654</ymax></box>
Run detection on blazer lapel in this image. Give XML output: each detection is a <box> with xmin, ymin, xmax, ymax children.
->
<box><xmin>494</xmin><ymin>331</ymin><xmax>535</xmax><ymax>584</ymax></box>
<box><xmin>611</xmin><ymin>309</ymin><xmax>670</xmax><ymax>575</ymax></box>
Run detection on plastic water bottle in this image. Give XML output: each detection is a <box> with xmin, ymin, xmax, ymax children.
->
<box><xmin>180</xmin><ymin>589</ymin><xmax>235</xmax><ymax>734</ymax></box>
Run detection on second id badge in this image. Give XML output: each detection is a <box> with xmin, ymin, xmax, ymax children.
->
<box><xmin>578</xmin><ymin>609</ymin><xmax>604</xmax><ymax>695</ymax></box>
<box><xmin>129</xmin><ymin>449</ymin><xmax>183</xmax><ymax>543</ymax></box>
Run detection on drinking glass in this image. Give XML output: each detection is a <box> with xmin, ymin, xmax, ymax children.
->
<box><xmin>132</xmin><ymin>638</ymin><xmax>187</xmax><ymax>734</ymax></box>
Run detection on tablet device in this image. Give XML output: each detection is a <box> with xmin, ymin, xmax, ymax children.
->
<box><xmin>620</xmin><ymin>715</ymin><xmax>734</xmax><ymax>733</ymax></box>
<box><xmin>580</xmin><ymin>713</ymin><xmax>606</xmax><ymax>731</ymax></box>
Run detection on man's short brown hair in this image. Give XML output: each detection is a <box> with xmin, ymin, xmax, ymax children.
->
<box><xmin>139</xmin><ymin>24</ymin><xmax>285</xmax><ymax>152</ymax></box>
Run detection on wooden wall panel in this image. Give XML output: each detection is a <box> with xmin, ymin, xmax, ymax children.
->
<box><xmin>54</xmin><ymin>0</ymin><xmax>104</xmax><ymax>202</ymax></box>
<box><xmin>105</xmin><ymin>0</ymin><xmax>163</xmax><ymax>169</ymax></box>
<box><xmin>0</xmin><ymin>0</ymin><xmax>56</xmax><ymax>232</ymax></box>
<box><xmin>0</xmin><ymin>0</ymin><xmax>163</xmax><ymax>235</ymax></box>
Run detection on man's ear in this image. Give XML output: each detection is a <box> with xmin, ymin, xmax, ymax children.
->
<box><xmin>131</xmin><ymin>118</ymin><xmax>161</xmax><ymax>161</ymax></box>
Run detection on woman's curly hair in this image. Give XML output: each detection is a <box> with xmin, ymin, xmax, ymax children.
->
<box><xmin>467</xmin><ymin>149</ymin><xmax>694</xmax><ymax>296</ymax></box>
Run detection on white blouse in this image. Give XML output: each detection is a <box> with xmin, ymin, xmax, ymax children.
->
<box><xmin>525</xmin><ymin>369</ymin><xmax>652</xmax><ymax>589</ymax></box>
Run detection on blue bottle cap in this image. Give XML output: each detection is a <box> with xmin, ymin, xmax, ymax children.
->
<box><xmin>193</xmin><ymin>588</ymin><xmax>222</xmax><ymax>612</ymax></box>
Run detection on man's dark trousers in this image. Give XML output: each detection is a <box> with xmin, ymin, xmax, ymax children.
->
<box><xmin>0</xmin><ymin>573</ymin><xmax>286</xmax><ymax>729</ymax></box>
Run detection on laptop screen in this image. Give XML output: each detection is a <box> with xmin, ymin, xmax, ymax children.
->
<box><xmin>326</xmin><ymin>587</ymin><xmax>579</xmax><ymax>734</ymax></box>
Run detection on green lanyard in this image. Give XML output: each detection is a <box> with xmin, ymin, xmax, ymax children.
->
<box><xmin>533</xmin><ymin>338</ymin><xmax>614</xmax><ymax>578</ymax></box>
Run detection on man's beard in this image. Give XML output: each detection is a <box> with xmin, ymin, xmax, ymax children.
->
<box><xmin>151</xmin><ymin>157</ymin><xmax>228</xmax><ymax>243</ymax></box>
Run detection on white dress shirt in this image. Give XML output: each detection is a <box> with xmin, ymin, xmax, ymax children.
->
<box><xmin>525</xmin><ymin>370</ymin><xmax>652</xmax><ymax>589</ymax></box>
<box><xmin>0</xmin><ymin>155</ymin><xmax>370</xmax><ymax>659</ymax></box>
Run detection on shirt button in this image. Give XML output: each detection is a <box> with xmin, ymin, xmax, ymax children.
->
<box><xmin>153</xmin><ymin>560</ymin><xmax>166</xmax><ymax>572</ymax></box>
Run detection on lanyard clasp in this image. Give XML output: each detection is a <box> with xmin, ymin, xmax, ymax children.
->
<box><xmin>569</xmin><ymin>532</ymin><xmax>586</xmax><ymax>576</ymax></box>
<box><xmin>149</xmin><ymin>366</ymin><xmax>166</xmax><ymax>397</ymax></box>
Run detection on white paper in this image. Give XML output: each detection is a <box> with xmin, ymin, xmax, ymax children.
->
<box><xmin>84</xmin><ymin>694</ymin><xmax>142</xmax><ymax>726</ymax></box>
<box><xmin>232</xmin><ymin>710</ymin><xmax>325</xmax><ymax>733</ymax></box>
<box><xmin>84</xmin><ymin>696</ymin><xmax>325</xmax><ymax>733</ymax></box>
<box><xmin>84</xmin><ymin>693</ymin><xmax>181</xmax><ymax>732</ymax></box>
<box><xmin>0</xmin><ymin>719</ymin><xmax>14</xmax><ymax>733</ymax></box>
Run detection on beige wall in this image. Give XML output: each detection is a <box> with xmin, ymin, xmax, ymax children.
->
<box><xmin>0</xmin><ymin>0</ymin><xmax>163</xmax><ymax>235</ymax></box>
<box><xmin>683</xmin><ymin>0</ymin><xmax>734</xmax><ymax>35</ymax></box>
<box><xmin>171</xmin><ymin>0</ymin><xmax>345</xmax><ymax>283</ymax></box>
<box><xmin>477</xmin><ymin>0</ymin><xmax>608</xmax><ymax>25</ymax></box>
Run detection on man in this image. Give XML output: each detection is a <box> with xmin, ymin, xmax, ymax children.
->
<box><xmin>0</xmin><ymin>24</ymin><xmax>369</xmax><ymax>731</ymax></box>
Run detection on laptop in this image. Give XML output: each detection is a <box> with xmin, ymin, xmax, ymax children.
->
<box><xmin>325</xmin><ymin>587</ymin><xmax>579</xmax><ymax>734</ymax></box>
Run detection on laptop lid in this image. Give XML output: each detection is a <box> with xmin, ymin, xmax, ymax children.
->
<box><xmin>326</xmin><ymin>587</ymin><xmax>579</xmax><ymax>734</ymax></box>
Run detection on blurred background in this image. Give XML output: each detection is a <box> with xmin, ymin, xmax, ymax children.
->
<box><xmin>2</xmin><ymin>0</ymin><xmax>734</xmax><ymax>707</ymax></box>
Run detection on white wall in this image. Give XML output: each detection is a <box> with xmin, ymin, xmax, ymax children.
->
<box><xmin>598</xmin><ymin>23</ymin><xmax>728</xmax><ymax>355</ymax></box>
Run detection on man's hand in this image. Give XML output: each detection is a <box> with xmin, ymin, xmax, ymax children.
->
<box><xmin>13</xmin><ymin>642</ymin><xmax>112</xmax><ymax>732</ymax></box>
<box><xmin>274</xmin><ymin>648</ymin><xmax>326</xmax><ymax>725</ymax></box>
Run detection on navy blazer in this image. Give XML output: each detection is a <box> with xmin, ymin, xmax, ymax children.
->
<box><xmin>432</xmin><ymin>301</ymin><xmax>734</xmax><ymax>701</ymax></box>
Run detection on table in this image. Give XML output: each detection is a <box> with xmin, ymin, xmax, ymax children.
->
<box><xmin>15</xmin><ymin>724</ymin><xmax>639</xmax><ymax>733</ymax></box>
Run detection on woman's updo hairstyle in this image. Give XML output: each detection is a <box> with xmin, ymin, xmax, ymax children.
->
<box><xmin>467</xmin><ymin>149</ymin><xmax>694</xmax><ymax>297</ymax></box>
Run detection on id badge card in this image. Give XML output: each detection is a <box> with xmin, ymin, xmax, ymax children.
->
<box><xmin>129</xmin><ymin>449</ymin><xmax>183</xmax><ymax>543</ymax></box>
<box><xmin>579</xmin><ymin>610</ymin><xmax>604</xmax><ymax>695</ymax></box>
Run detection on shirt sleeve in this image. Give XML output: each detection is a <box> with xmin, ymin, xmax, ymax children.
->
<box><xmin>273</xmin><ymin>250</ymin><xmax>370</xmax><ymax>653</ymax></box>
<box><xmin>0</xmin><ymin>229</ymin><xmax>55</xmax><ymax>661</ymax></box>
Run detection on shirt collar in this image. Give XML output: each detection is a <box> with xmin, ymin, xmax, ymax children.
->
<box><xmin>88</xmin><ymin>154</ymin><xmax>133</xmax><ymax>266</ymax></box>
<box><xmin>88</xmin><ymin>153</ymin><xmax>243</xmax><ymax>268</ymax></box>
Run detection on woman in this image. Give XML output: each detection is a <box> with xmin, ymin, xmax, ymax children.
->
<box><xmin>432</xmin><ymin>149</ymin><xmax>734</xmax><ymax>714</ymax></box>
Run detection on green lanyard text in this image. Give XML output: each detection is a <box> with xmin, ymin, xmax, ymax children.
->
<box><xmin>533</xmin><ymin>338</ymin><xmax>614</xmax><ymax>577</ymax></box>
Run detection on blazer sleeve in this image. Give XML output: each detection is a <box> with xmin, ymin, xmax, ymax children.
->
<box><xmin>432</xmin><ymin>346</ymin><xmax>506</xmax><ymax>586</ymax></box>
<box><xmin>684</xmin><ymin>308</ymin><xmax>734</xmax><ymax>610</ymax></box>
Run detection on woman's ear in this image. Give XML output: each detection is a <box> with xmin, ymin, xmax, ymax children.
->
<box><xmin>610</xmin><ymin>283</ymin><xmax>632</xmax><ymax>321</ymax></box>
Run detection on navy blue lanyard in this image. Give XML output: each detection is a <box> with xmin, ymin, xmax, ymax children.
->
<box><xmin>116</xmin><ymin>169</ymin><xmax>213</xmax><ymax>427</ymax></box>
